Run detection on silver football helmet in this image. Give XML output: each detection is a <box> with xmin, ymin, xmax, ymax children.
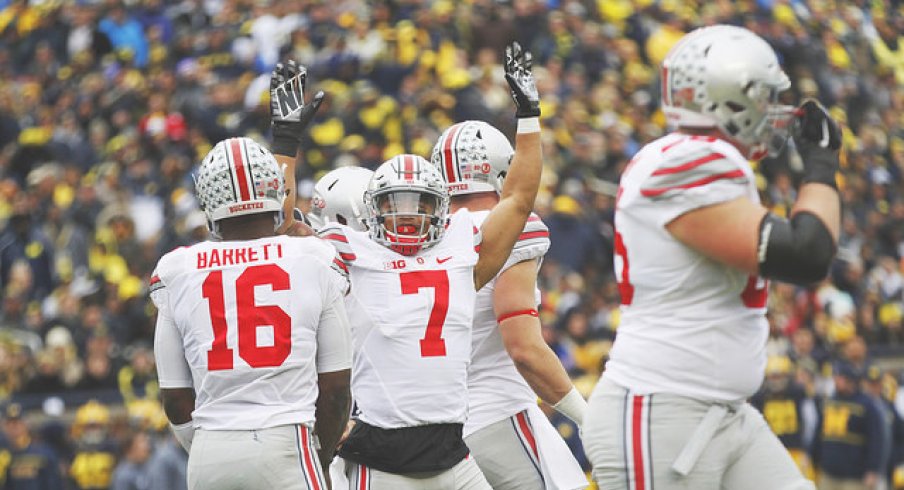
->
<box><xmin>430</xmin><ymin>120</ymin><xmax>513</xmax><ymax>195</ymax></box>
<box><xmin>661</xmin><ymin>25</ymin><xmax>794</xmax><ymax>159</ymax></box>
<box><xmin>194</xmin><ymin>137</ymin><xmax>285</xmax><ymax>236</ymax></box>
<box><xmin>308</xmin><ymin>166</ymin><xmax>374</xmax><ymax>231</ymax></box>
<box><xmin>366</xmin><ymin>155</ymin><xmax>449</xmax><ymax>256</ymax></box>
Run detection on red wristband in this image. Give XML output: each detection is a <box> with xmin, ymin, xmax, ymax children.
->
<box><xmin>497</xmin><ymin>308</ymin><xmax>539</xmax><ymax>323</ymax></box>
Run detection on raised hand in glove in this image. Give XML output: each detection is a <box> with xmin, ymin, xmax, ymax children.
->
<box><xmin>793</xmin><ymin>99</ymin><xmax>841</xmax><ymax>189</ymax></box>
<box><xmin>270</xmin><ymin>60</ymin><xmax>325</xmax><ymax>157</ymax></box>
<box><xmin>504</xmin><ymin>42</ymin><xmax>540</xmax><ymax>119</ymax></box>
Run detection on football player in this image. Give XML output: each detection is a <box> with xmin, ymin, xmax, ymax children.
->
<box><xmin>582</xmin><ymin>25</ymin><xmax>841</xmax><ymax>490</ymax></box>
<box><xmin>318</xmin><ymin>42</ymin><xmax>543</xmax><ymax>490</ymax></box>
<box><xmin>307</xmin><ymin>166</ymin><xmax>375</xmax><ymax>232</ymax></box>
<box><xmin>430</xmin><ymin>119</ymin><xmax>587</xmax><ymax>490</ymax></box>
<box><xmin>305</xmin><ymin>166</ymin><xmax>374</xmax><ymax>490</ymax></box>
<box><xmin>151</xmin><ymin>135</ymin><xmax>352</xmax><ymax>490</ymax></box>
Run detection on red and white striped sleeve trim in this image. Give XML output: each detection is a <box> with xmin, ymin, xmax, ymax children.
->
<box><xmin>148</xmin><ymin>274</ymin><xmax>165</xmax><ymax>294</ymax></box>
<box><xmin>318</xmin><ymin>225</ymin><xmax>356</xmax><ymax>266</ymax></box>
<box><xmin>509</xmin><ymin>213</ymin><xmax>550</xmax><ymax>261</ymax></box>
<box><xmin>640</xmin><ymin>149</ymin><xmax>747</xmax><ymax>200</ymax></box>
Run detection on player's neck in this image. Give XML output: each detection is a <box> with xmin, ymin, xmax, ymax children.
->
<box><xmin>677</xmin><ymin>126</ymin><xmax>748</xmax><ymax>154</ymax></box>
<box><xmin>450</xmin><ymin>192</ymin><xmax>499</xmax><ymax>212</ymax></box>
<box><xmin>219</xmin><ymin>214</ymin><xmax>278</xmax><ymax>241</ymax></box>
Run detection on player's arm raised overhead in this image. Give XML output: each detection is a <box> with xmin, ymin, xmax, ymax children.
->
<box><xmin>475</xmin><ymin>42</ymin><xmax>543</xmax><ymax>290</ymax></box>
<box><xmin>268</xmin><ymin>59</ymin><xmax>325</xmax><ymax>234</ymax></box>
<box><xmin>666</xmin><ymin>100</ymin><xmax>840</xmax><ymax>283</ymax></box>
<box><xmin>495</xmin><ymin>258</ymin><xmax>587</xmax><ymax>426</ymax></box>
<box><xmin>150</xmin><ymin>262</ymin><xmax>196</xmax><ymax>452</ymax></box>
<box><xmin>312</xmin><ymin>243</ymin><xmax>353</xmax><ymax>477</ymax></box>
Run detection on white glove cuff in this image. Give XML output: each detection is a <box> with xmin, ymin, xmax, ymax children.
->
<box><xmin>171</xmin><ymin>421</ymin><xmax>195</xmax><ymax>452</ymax></box>
<box><xmin>552</xmin><ymin>387</ymin><xmax>587</xmax><ymax>427</ymax></box>
<box><xmin>517</xmin><ymin>117</ymin><xmax>540</xmax><ymax>134</ymax></box>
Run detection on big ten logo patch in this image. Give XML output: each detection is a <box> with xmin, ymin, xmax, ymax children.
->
<box><xmin>383</xmin><ymin>257</ymin><xmax>427</xmax><ymax>270</ymax></box>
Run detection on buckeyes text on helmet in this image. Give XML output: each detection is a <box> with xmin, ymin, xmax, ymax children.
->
<box><xmin>308</xmin><ymin>166</ymin><xmax>374</xmax><ymax>232</ymax></box>
<box><xmin>660</xmin><ymin>25</ymin><xmax>794</xmax><ymax>159</ymax></box>
<box><xmin>366</xmin><ymin>154</ymin><xmax>449</xmax><ymax>256</ymax></box>
<box><xmin>430</xmin><ymin>120</ymin><xmax>514</xmax><ymax>196</ymax></box>
<box><xmin>194</xmin><ymin>137</ymin><xmax>286</xmax><ymax>235</ymax></box>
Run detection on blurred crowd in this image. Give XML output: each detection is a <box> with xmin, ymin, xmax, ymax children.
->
<box><xmin>0</xmin><ymin>0</ymin><xmax>902</xmax><ymax>487</ymax></box>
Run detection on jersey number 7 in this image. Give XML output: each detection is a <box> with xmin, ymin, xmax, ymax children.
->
<box><xmin>203</xmin><ymin>264</ymin><xmax>291</xmax><ymax>370</ymax></box>
<box><xmin>400</xmin><ymin>270</ymin><xmax>450</xmax><ymax>357</ymax></box>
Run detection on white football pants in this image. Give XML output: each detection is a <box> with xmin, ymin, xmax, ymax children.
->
<box><xmin>343</xmin><ymin>457</ymin><xmax>491</xmax><ymax>490</ymax></box>
<box><xmin>188</xmin><ymin>424</ymin><xmax>325</xmax><ymax>490</ymax></box>
<box><xmin>582</xmin><ymin>376</ymin><xmax>814</xmax><ymax>490</ymax></box>
<box><xmin>465</xmin><ymin>406</ymin><xmax>588</xmax><ymax>490</ymax></box>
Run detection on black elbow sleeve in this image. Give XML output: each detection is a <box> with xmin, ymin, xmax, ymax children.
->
<box><xmin>757</xmin><ymin>212</ymin><xmax>837</xmax><ymax>285</ymax></box>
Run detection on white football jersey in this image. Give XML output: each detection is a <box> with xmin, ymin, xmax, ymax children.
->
<box><xmin>150</xmin><ymin>235</ymin><xmax>350</xmax><ymax>430</ymax></box>
<box><xmin>321</xmin><ymin>209</ymin><xmax>479</xmax><ymax>429</ymax></box>
<box><xmin>605</xmin><ymin>133</ymin><xmax>770</xmax><ymax>401</ymax></box>
<box><xmin>464</xmin><ymin>210</ymin><xmax>550</xmax><ymax>437</ymax></box>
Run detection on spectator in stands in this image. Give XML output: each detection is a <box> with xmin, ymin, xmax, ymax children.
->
<box><xmin>68</xmin><ymin>401</ymin><xmax>117</xmax><ymax>490</ymax></box>
<box><xmin>863</xmin><ymin>364</ymin><xmax>898</xmax><ymax>488</ymax></box>
<box><xmin>816</xmin><ymin>362</ymin><xmax>885</xmax><ymax>489</ymax></box>
<box><xmin>146</xmin><ymin>431</ymin><xmax>187</xmax><ymax>490</ymax></box>
<box><xmin>751</xmin><ymin>356</ymin><xmax>819</xmax><ymax>481</ymax></box>
<box><xmin>116</xmin><ymin>344</ymin><xmax>156</xmax><ymax>405</ymax></box>
<box><xmin>110</xmin><ymin>431</ymin><xmax>152</xmax><ymax>490</ymax></box>
<box><xmin>98</xmin><ymin>5</ymin><xmax>149</xmax><ymax>68</ymax></box>
<box><xmin>1</xmin><ymin>403</ymin><xmax>64</xmax><ymax>490</ymax></box>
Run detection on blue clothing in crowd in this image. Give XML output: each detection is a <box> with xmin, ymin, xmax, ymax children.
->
<box><xmin>2</xmin><ymin>440</ymin><xmax>64</xmax><ymax>490</ymax></box>
<box><xmin>816</xmin><ymin>391</ymin><xmax>886</xmax><ymax>480</ymax></box>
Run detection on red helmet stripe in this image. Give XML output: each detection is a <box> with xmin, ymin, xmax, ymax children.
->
<box><xmin>229</xmin><ymin>138</ymin><xmax>252</xmax><ymax>201</ymax></box>
<box><xmin>403</xmin><ymin>155</ymin><xmax>414</xmax><ymax>181</ymax></box>
<box><xmin>441</xmin><ymin>124</ymin><xmax>463</xmax><ymax>183</ymax></box>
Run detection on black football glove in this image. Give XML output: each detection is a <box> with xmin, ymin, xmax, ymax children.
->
<box><xmin>270</xmin><ymin>60</ymin><xmax>325</xmax><ymax>157</ymax></box>
<box><xmin>792</xmin><ymin>99</ymin><xmax>841</xmax><ymax>189</ymax></box>
<box><xmin>504</xmin><ymin>42</ymin><xmax>540</xmax><ymax>119</ymax></box>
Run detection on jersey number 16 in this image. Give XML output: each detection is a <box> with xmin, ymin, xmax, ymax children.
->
<box><xmin>203</xmin><ymin>264</ymin><xmax>292</xmax><ymax>370</ymax></box>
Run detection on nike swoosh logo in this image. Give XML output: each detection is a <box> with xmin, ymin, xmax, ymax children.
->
<box><xmin>437</xmin><ymin>256</ymin><xmax>453</xmax><ymax>264</ymax></box>
<box><xmin>819</xmin><ymin>120</ymin><xmax>830</xmax><ymax>148</ymax></box>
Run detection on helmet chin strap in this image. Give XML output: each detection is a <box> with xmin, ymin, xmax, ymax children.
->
<box><xmin>272</xmin><ymin>196</ymin><xmax>289</xmax><ymax>233</ymax></box>
<box><xmin>208</xmin><ymin>219</ymin><xmax>222</xmax><ymax>241</ymax></box>
<box><xmin>272</xmin><ymin>209</ymin><xmax>284</xmax><ymax>233</ymax></box>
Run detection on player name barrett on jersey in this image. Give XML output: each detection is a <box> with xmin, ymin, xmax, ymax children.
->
<box><xmin>195</xmin><ymin>243</ymin><xmax>284</xmax><ymax>269</ymax></box>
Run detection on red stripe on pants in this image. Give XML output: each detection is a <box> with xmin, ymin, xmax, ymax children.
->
<box><xmin>632</xmin><ymin>395</ymin><xmax>646</xmax><ymax>490</ymax></box>
<box><xmin>300</xmin><ymin>427</ymin><xmax>321</xmax><ymax>490</ymax></box>
<box><xmin>516</xmin><ymin>411</ymin><xmax>539</xmax><ymax>461</ymax></box>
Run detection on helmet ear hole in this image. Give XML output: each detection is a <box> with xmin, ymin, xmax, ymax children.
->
<box><xmin>725</xmin><ymin>101</ymin><xmax>745</xmax><ymax>113</ymax></box>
